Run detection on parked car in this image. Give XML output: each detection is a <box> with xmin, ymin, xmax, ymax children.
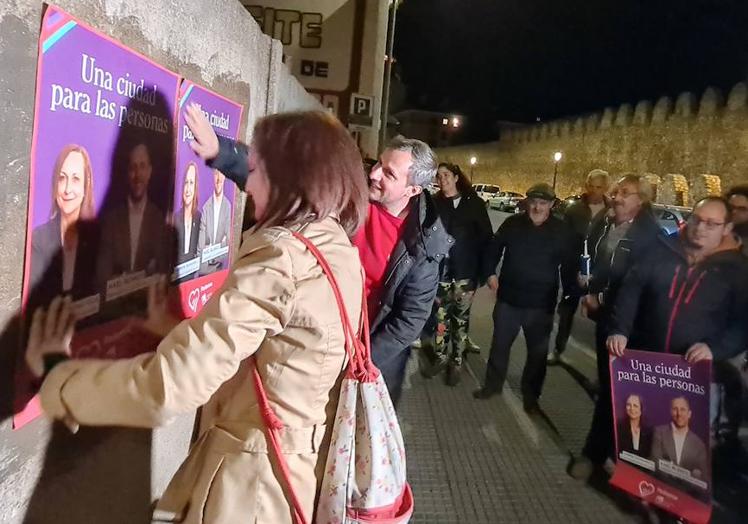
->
<box><xmin>652</xmin><ymin>203</ymin><xmax>691</xmax><ymax>236</ymax></box>
<box><xmin>473</xmin><ymin>183</ymin><xmax>502</xmax><ymax>204</ymax></box>
<box><xmin>488</xmin><ymin>191</ymin><xmax>524</xmax><ymax>212</ymax></box>
<box><xmin>553</xmin><ymin>194</ymin><xmax>582</xmax><ymax>214</ymax></box>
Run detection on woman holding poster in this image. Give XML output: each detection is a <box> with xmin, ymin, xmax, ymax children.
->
<box><xmin>26</xmin><ymin>109</ymin><xmax>370</xmax><ymax>524</ymax></box>
<box><xmin>28</xmin><ymin>144</ymin><xmax>99</xmax><ymax>310</ymax></box>
<box><xmin>172</xmin><ymin>161</ymin><xmax>201</xmax><ymax>279</ymax></box>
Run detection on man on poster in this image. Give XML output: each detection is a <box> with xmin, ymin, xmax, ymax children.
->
<box><xmin>652</xmin><ymin>396</ymin><xmax>709</xmax><ymax>485</ymax></box>
<box><xmin>198</xmin><ymin>168</ymin><xmax>232</xmax><ymax>275</ymax></box>
<box><xmin>97</xmin><ymin>142</ymin><xmax>168</xmax><ymax>289</ymax></box>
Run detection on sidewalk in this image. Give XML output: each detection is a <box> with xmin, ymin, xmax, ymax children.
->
<box><xmin>399</xmin><ymin>290</ymin><xmax>636</xmax><ymax>523</ymax></box>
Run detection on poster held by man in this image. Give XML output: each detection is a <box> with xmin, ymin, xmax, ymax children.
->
<box><xmin>610</xmin><ymin>349</ymin><xmax>712</xmax><ymax>524</ymax></box>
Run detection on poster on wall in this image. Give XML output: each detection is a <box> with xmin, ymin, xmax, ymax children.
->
<box><xmin>173</xmin><ymin>80</ymin><xmax>243</xmax><ymax>317</ymax></box>
<box><xmin>609</xmin><ymin>350</ymin><xmax>712</xmax><ymax>524</ymax></box>
<box><xmin>14</xmin><ymin>5</ymin><xmax>245</xmax><ymax>428</ymax></box>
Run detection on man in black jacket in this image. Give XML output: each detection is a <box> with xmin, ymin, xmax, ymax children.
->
<box><xmin>570</xmin><ymin>174</ymin><xmax>662</xmax><ymax>479</ymax></box>
<box><xmin>473</xmin><ymin>183</ymin><xmax>575</xmax><ymax>413</ymax></box>
<box><xmin>549</xmin><ymin>169</ymin><xmax>610</xmax><ymax>364</ymax></box>
<box><xmin>184</xmin><ymin>114</ymin><xmax>450</xmax><ymax>407</ymax></box>
<box><xmin>353</xmin><ymin>136</ymin><xmax>452</xmax><ymax>406</ymax></box>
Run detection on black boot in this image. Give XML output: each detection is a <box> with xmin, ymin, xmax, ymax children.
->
<box><xmin>420</xmin><ymin>356</ymin><xmax>447</xmax><ymax>379</ymax></box>
<box><xmin>473</xmin><ymin>386</ymin><xmax>501</xmax><ymax>399</ymax></box>
<box><xmin>446</xmin><ymin>363</ymin><xmax>462</xmax><ymax>386</ymax></box>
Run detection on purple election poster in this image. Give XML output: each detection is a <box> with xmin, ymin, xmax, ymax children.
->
<box><xmin>172</xmin><ymin>81</ymin><xmax>243</xmax><ymax>317</ymax></box>
<box><xmin>610</xmin><ymin>350</ymin><xmax>712</xmax><ymax>524</ymax></box>
<box><xmin>16</xmin><ymin>5</ymin><xmax>180</xmax><ymax>427</ymax></box>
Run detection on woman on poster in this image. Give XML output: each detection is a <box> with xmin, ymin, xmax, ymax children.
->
<box><xmin>28</xmin><ymin>144</ymin><xmax>99</xmax><ymax>310</ymax></box>
<box><xmin>25</xmin><ymin>108</ymin><xmax>369</xmax><ymax>523</ymax></box>
<box><xmin>616</xmin><ymin>393</ymin><xmax>653</xmax><ymax>458</ymax></box>
<box><xmin>172</xmin><ymin>161</ymin><xmax>202</xmax><ymax>279</ymax></box>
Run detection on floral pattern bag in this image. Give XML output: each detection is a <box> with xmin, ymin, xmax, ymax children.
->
<box><xmin>253</xmin><ymin>232</ymin><xmax>413</xmax><ymax>524</ymax></box>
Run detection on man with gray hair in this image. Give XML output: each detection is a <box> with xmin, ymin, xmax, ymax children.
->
<box><xmin>352</xmin><ymin>135</ymin><xmax>451</xmax><ymax>405</ymax></box>
<box><xmin>549</xmin><ymin>168</ymin><xmax>611</xmax><ymax>364</ymax></box>
<box><xmin>570</xmin><ymin>173</ymin><xmax>662</xmax><ymax>480</ymax></box>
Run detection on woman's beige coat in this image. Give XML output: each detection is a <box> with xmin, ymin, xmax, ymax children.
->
<box><xmin>40</xmin><ymin>217</ymin><xmax>364</xmax><ymax>523</ymax></box>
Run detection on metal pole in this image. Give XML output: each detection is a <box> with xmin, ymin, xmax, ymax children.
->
<box><xmin>470</xmin><ymin>166</ymin><xmax>474</xmax><ymax>183</ymax></box>
<box><xmin>379</xmin><ymin>1</ymin><xmax>397</xmax><ymax>153</ymax></box>
<box><xmin>552</xmin><ymin>162</ymin><xmax>558</xmax><ymax>192</ymax></box>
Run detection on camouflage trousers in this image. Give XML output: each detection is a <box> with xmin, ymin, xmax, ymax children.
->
<box><xmin>422</xmin><ymin>279</ymin><xmax>476</xmax><ymax>366</ymax></box>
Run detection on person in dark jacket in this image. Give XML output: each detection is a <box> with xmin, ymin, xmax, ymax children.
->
<box><xmin>608</xmin><ymin>196</ymin><xmax>748</xmax><ymax>361</ymax></box>
<box><xmin>353</xmin><ymin>137</ymin><xmax>451</xmax><ymax>405</ymax></box>
<box><xmin>420</xmin><ymin>162</ymin><xmax>493</xmax><ymax>386</ymax></box>
<box><xmin>549</xmin><ymin>169</ymin><xmax>611</xmax><ymax>364</ymax></box>
<box><xmin>616</xmin><ymin>394</ymin><xmax>653</xmax><ymax>458</ymax></box>
<box><xmin>473</xmin><ymin>183</ymin><xmax>575</xmax><ymax>413</ymax></box>
<box><xmin>726</xmin><ymin>185</ymin><xmax>748</xmax><ymax>255</ymax></box>
<box><xmin>570</xmin><ymin>174</ymin><xmax>662</xmax><ymax>480</ymax></box>
<box><xmin>199</xmin><ymin>128</ymin><xmax>450</xmax><ymax>407</ymax></box>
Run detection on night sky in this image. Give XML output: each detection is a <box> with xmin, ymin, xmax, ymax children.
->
<box><xmin>394</xmin><ymin>0</ymin><xmax>748</xmax><ymax>142</ymax></box>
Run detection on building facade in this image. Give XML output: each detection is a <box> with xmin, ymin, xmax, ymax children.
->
<box><xmin>241</xmin><ymin>0</ymin><xmax>389</xmax><ymax>157</ymax></box>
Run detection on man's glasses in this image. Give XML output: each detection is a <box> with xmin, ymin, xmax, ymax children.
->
<box><xmin>688</xmin><ymin>215</ymin><xmax>726</xmax><ymax>230</ymax></box>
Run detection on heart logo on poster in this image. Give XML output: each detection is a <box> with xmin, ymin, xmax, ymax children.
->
<box><xmin>188</xmin><ymin>288</ymin><xmax>200</xmax><ymax>312</ymax></box>
<box><xmin>638</xmin><ymin>481</ymin><xmax>656</xmax><ymax>498</ymax></box>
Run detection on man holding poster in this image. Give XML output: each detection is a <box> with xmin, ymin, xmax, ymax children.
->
<box><xmin>606</xmin><ymin>196</ymin><xmax>748</xmax><ymax>522</ymax></box>
<box><xmin>608</xmin><ymin>196</ymin><xmax>748</xmax><ymax>362</ymax></box>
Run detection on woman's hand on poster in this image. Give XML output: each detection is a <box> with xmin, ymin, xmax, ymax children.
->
<box><xmin>25</xmin><ymin>296</ymin><xmax>75</xmax><ymax>378</ymax></box>
<box><xmin>142</xmin><ymin>275</ymin><xmax>180</xmax><ymax>338</ymax></box>
<box><xmin>185</xmin><ymin>103</ymin><xmax>219</xmax><ymax>160</ymax></box>
<box><xmin>685</xmin><ymin>343</ymin><xmax>713</xmax><ymax>363</ymax></box>
<box><xmin>606</xmin><ymin>334</ymin><xmax>628</xmax><ymax>357</ymax></box>
<box><xmin>487</xmin><ymin>275</ymin><xmax>499</xmax><ymax>293</ymax></box>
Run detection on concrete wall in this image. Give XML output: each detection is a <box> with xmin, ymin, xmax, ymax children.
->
<box><xmin>436</xmin><ymin>84</ymin><xmax>748</xmax><ymax>205</ymax></box>
<box><xmin>0</xmin><ymin>1</ymin><xmax>320</xmax><ymax>522</ymax></box>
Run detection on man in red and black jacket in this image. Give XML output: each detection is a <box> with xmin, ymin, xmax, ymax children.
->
<box><xmin>607</xmin><ymin>196</ymin><xmax>748</xmax><ymax>361</ymax></box>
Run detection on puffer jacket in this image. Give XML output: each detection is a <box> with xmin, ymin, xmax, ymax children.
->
<box><xmin>369</xmin><ymin>191</ymin><xmax>451</xmax><ymax>387</ymax></box>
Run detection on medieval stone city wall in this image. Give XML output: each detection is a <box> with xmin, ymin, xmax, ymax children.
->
<box><xmin>437</xmin><ymin>83</ymin><xmax>748</xmax><ymax>204</ymax></box>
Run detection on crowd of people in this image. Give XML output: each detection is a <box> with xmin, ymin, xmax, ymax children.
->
<box><xmin>23</xmin><ymin>108</ymin><xmax>748</xmax><ymax>521</ymax></box>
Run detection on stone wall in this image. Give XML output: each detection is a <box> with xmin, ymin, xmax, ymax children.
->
<box><xmin>0</xmin><ymin>1</ymin><xmax>320</xmax><ymax>522</ymax></box>
<box><xmin>436</xmin><ymin>83</ymin><xmax>748</xmax><ymax>205</ymax></box>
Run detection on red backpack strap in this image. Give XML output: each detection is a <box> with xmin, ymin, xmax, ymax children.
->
<box><xmin>252</xmin><ymin>364</ymin><xmax>308</xmax><ymax>524</ymax></box>
<box><xmin>291</xmin><ymin>232</ymin><xmax>372</xmax><ymax>375</ymax></box>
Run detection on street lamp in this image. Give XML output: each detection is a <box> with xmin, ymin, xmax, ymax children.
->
<box><xmin>552</xmin><ymin>151</ymin><xmax>563</xmax><ymax>193</ymax></box>
<box><xmin>469</xmin><ymin>156</ymin><xmax>477</xmax><ymax>182</ymax></box>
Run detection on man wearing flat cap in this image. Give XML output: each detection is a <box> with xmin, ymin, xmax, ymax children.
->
<box><xmin>474</xmin><ymin>183</ymin><xmax>575</xmax><ymax>413</ymax></box>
